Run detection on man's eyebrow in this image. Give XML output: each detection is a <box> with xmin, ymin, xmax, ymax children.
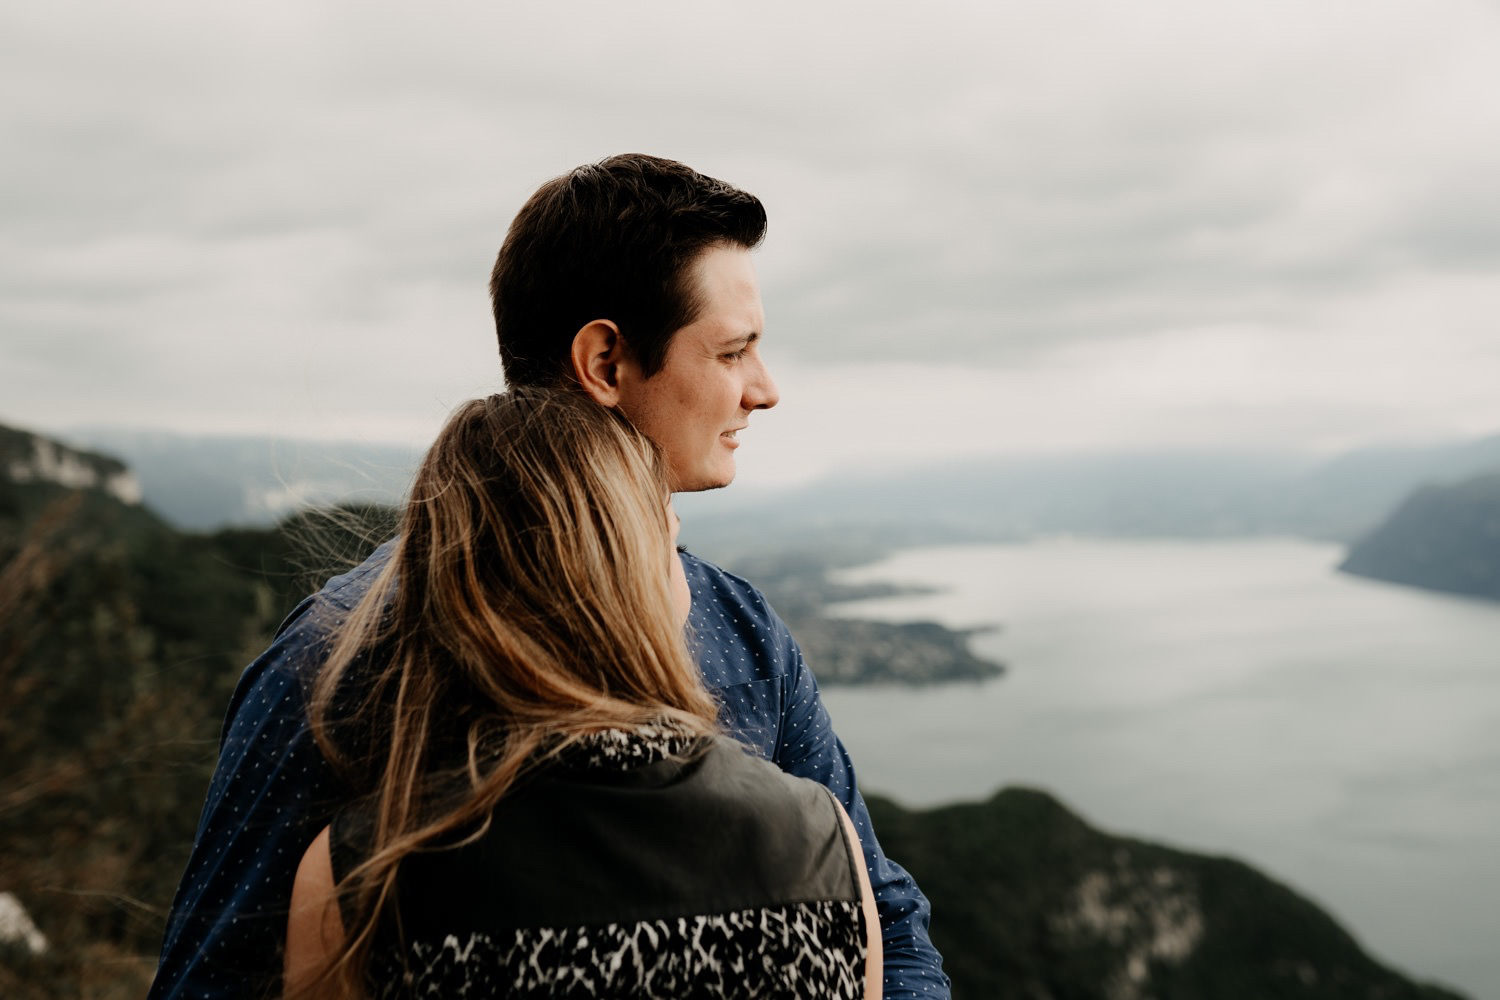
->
<box><xmin>717</xmin><ymin>331</ymin><xmax>759</xmax><ymax>348</ymax></box>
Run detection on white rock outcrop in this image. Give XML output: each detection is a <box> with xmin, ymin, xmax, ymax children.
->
<box><xmin>7</xmin><ymin>437</ymin><xmax>142</xmax><ymax>505</ymax></box>
<box><xmin>0</xmin><ymin>891</ymin><xmax>49</xmax><ymax>955</ymax></box>
<box><xmin>1054</xmin><ymin>859</ymin><xmax>1204</xmax><ymax>1000</ymax></box>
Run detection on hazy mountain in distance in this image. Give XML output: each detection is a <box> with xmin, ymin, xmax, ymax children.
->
<box><xmin>44</xmin><ymin>424</ymin><xmax>1500</xmax><ymax>544</ymax></box>
<box><xmin>64</xmin><ymin>427</ymin><xmax>423</xmax><ymax>530</ymax></box>
<box><xmin>680</xmin><ymin>451</ymin><xmax>1308</xmax><ymax>561</ymax></box>
<box><xmin>1274</xmin><ymin>435</ymin><xmax>1500</xmax><ymax>540</ymax></box>
<box><xmin>1340</xmin><ymin>471</ymin><xmax>1500</xmax><ymax>602</ymax></box>
<box><xmin>679</xmin><ymin>434</ymin><xmax>1500</xmax><ymax>560</ymax></box>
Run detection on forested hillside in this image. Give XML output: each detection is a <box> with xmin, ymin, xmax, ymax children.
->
<box><xmin>1340</xmin><ymin>472</ymin><xmax>1500</xmax><ymax>601</ymax></box>
<box><xmin>869</xmin><ymin>789</ymin><xmax>1464</xmax><ymax>1000</ymax></box>
<box><xmin>0</xmin><ymin>433</ymin><xmax>391</xmax><ymax>998</ymax></box>
<box><xmin>1</xmin><ymin>484</ymin><xmax>273</xmax><ymax>996</ymax></box>
<box><xmin>0</xmin><ymin>426</ymin><xmax>1471</xmax><ymax>998</ymax></box>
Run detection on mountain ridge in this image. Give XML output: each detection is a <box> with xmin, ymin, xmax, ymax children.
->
<box><xmin>1340</xmin><ymin>471</ymin><xmax>1500</xmax><ymax>601</ymax></box>
<box><xmin>32</xmin><ymin>421</ymin><xmax>1500</xmax><ymax>542</ymax></box>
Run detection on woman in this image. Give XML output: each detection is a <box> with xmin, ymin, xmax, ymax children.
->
<box><xmin>283</xmin><ymin>388</ymin><xmax>880</xmax><ymax>999</ymax></box>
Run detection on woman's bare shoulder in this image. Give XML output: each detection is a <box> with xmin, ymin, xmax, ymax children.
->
<box><xmin>284</xmin><ymin>825</ymin><xmax>344</xmax><ymax>998</ymax></box>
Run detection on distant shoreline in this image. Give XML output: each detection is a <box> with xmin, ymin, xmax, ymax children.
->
<box><xmin>710</xmin><ymin>543</ymin><xmax>1006</xmax><ymax>686</ymax></box>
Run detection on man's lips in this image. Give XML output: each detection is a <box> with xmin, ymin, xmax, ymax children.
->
<box><xmin>721</xmin><ymin>426</ymin><xmax>747</xmax><ymax>447</ymax></box>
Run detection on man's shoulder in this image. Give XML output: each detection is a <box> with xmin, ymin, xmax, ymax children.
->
<box><xmin>678</xmin><ymin>549</ymin><xmax>779</xmax><ymax>620</ymax></box>
<box><xmin>275</xmin><ymin>539</ymin><xmax>396</xmax><ymax>639</ymax></box>
<box><xmin>314</xmin><ymin>538</ymin><xmax>399</xmax><ymax>613</ymax></box>
<box><xmin>233</xmin><ymin>538</ymin><xmax>397</xmax><ymax>694</ymax></box>
<box><xmin>679</xmin><ymin>549</ymin><xmax>803</xmax><ymax>697</ymax></box>
<box><xmin>215</xmin><ymin>539</ymin><xmax>398</xmax><ymax>749</ymax></box>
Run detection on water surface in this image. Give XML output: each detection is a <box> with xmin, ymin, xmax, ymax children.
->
<box><xmin>821</xmin><ymin>539</ymin><xmax>1499</xmax><ymax>997</ymax></box>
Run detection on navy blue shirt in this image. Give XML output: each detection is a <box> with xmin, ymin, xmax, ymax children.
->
<box><xmin>150</xmin><ymin>543</ymin><xmax>949</xmax><ymax>999</ymax></box>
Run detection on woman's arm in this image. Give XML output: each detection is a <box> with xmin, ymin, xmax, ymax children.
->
<box><xmin>283</xmin><ymin>825</ymin><xmax>345</xmax><ymax>998</ymax></box>
<box><xmin>834</xmin><ymin>797</ymin><xmax>883</xmax><ymax>1000</ymax></box>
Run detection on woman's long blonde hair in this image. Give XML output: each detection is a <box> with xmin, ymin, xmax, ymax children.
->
<box><xmin>304</xmin><ymin>386</ymin><xmax>718</xmax><ymax>995</ymax></box>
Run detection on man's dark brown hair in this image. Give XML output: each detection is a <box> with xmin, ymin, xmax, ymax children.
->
<box><xmin>490</xmin><ymin>154</ymin><xmax>768</xmax><ymax>387</ymax></box>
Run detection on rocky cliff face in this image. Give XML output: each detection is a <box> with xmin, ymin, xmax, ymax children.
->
<box><xmin>0</xmin><ymin>425</ymin><xmax>141</xmax><ymax>506</ymax></box>
<box><xmin>0</xmin><ymin>893</ymin><xmax>49</xmax><ymax>956</ymax></box>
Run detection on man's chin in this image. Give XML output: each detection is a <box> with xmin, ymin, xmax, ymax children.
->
<box><xmin>670</xmin><ymin>466</ymin><xmax>735</xmax><ymax>494</ymax></box>
<box><xmin>672</xmin><ymin>478</ymin><xmax>732</xmax><ymax>495</ymax></box>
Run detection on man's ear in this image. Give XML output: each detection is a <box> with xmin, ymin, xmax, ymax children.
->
<box><xmin>570</xmin><ymin>319</ymin><xmax>627</xmax><ymax>406</ymax></box>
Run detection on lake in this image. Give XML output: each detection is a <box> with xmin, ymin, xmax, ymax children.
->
<box><xmin>820</xmin><ymin>538</ymin><xmax>1499</xmax><ymax>999</ymax></box>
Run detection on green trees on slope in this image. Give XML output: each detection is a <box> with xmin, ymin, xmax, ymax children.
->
<box><xmin>0</xmin><ymin>473</ymin><xmax>1472</xmax><ymax>998</ymax></box>
<box><xmin>868</xmin><ymin>789</ymin><xmax>1464</xmax><ymax>1000</ymax></box>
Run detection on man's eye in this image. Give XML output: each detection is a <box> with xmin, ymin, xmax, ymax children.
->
<box><xmin>722</xmin><ymin>349</ymin><xmax>747</xmax><ymax>361</ymax></box>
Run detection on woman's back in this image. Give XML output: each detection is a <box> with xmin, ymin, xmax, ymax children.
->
<box><xmin>328</xmin><ymin>725</ymin><xmax>868</xmax><ymax>999</ymax></box>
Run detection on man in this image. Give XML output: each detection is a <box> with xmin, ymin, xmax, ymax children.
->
<box><xmin>151</xmin><ymin>154</ymin><xmax>949</xmax><ymax>998</ymax></box>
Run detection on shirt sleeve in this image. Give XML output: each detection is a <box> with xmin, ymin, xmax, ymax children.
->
<box><xmin>767</xmin><ymin>610</ymin><xmax>953</xmax><ymax>1000</ymax></box>
<box><xmin>148</xmin><ymin>599</ymin><xmax>345</xmax><ymax>1000</ymax></box>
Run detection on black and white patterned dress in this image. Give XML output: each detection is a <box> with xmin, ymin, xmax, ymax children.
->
<box><xmin>329</xmin><ymin>724</ymin><xmax>868</xmax><ymax>998</ymax></box>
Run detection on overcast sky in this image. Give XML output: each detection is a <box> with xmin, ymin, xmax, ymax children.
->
<box><xmin>4</xmin><ymin>0</ymin><xmax>1499</xmax><ymax>489</ymax></box>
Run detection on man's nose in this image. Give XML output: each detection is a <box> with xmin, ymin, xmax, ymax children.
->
<box><xmin>744</xmin><ymin>357</ymin><xmax>780</xmax><ymax>411</ymax></box>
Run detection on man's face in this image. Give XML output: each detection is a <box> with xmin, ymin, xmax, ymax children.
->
<box><xmin>616</xmin><ymin>245</ymin><xmax>779</xmax><ymax>492</ymax></box>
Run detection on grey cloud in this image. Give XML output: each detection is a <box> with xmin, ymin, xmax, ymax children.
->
<box><xmin>1388</xmin><ymin>174</ymin><xmax>1500</xmax><ymax>269</ymax></box>
<box><xmin>3</xmin><ymin>0</ymin><xmax>1498</xmax><ymax>443</ymax></box>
